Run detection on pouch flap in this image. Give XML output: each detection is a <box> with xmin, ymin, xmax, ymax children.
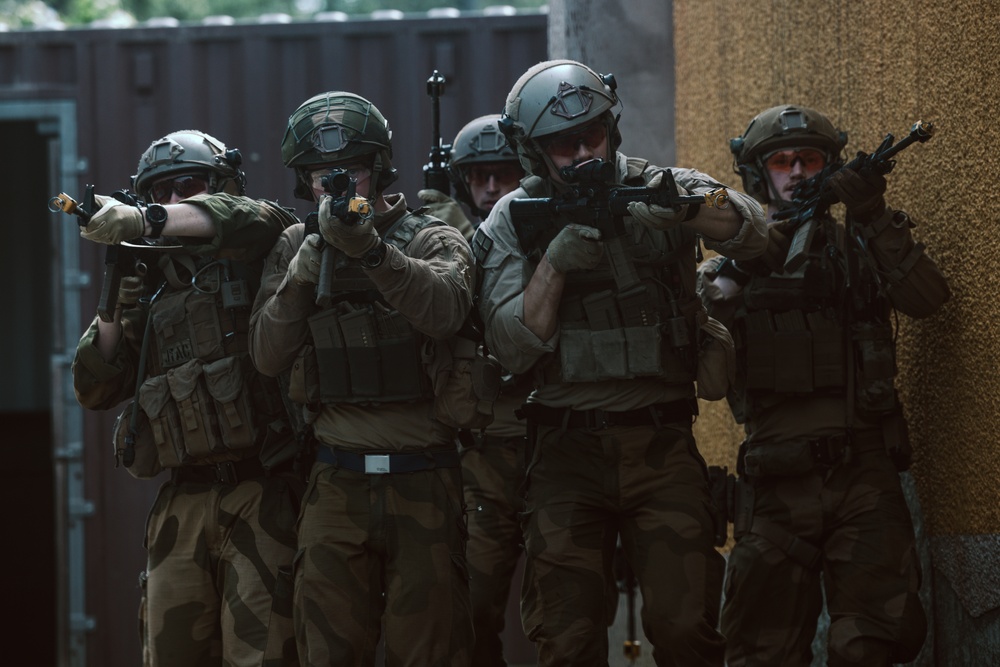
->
<box><xmin>203</xmin><ymin>356</ymin><xmax>243</xmax><ymax>404</ymax></box>
<box><xmin>166</xmin><ymin>359</ymin><xmax>204</xmax><ymax>401</ymax></box>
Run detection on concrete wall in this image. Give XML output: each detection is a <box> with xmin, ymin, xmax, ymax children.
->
<box><xmin>549</xmin><ymin>0</ymin><xmax>675</xmax><ymax>168</ymax></box>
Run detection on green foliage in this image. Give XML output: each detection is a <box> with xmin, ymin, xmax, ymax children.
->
<box><xmin>65</xmin><ymin>0</ymin><xmax>120</xmax><ymax>23</ymax></box>
<box><xmin>0</xmin><ymin>0</ymin><xmax>547</xmax><ymax>27</ymax></box>
<box><xmin>122</xmin><ymin>0</ymin><xmax>296</xmax><ymax>22</ymax></box>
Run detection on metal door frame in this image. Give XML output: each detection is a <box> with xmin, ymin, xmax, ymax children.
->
<box><xmin>0</xmin><ymin>99</ymin><xmax>92</xmax><ymax>667</ymax></box>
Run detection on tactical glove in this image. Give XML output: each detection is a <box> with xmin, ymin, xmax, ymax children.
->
<box><xmin>318</xmin><ymin>195</ymin><xmax>380</xmax><ymax>258</ymax></box>
<box><xmin>626</xmin><ymin>170</ymin><xmax>691</xmax><ymax>231</ymax></box>
<box><xmin>829</xmin><ymin>166</ymin><xmax>887</xmax><ymax>222</ymax></box>
<box><xmin>287</xmin><ymin>234</ymin><xmax>323</xmax><ymax>286</ymax></box>
<box><xmin>117</xmin><ymin>275</ymin><xmax>145</xmax><ymax>307</ymax></box>
<box><xmin>81</xmin><ymin>195</ymin><xmax>145</xmax><ymax>245</ymax></box>
<box><xmin>546</xmin><ymin>224</ymin><xmax>604</xmax><ymax>273</ymax></box>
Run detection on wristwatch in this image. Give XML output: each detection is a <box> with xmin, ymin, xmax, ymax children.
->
<box><xmin>145</xmin><ymin>203</ymin><xmax>168</xmax><ymax>239</ymax></box>
<box><xmin>361</xmin><ymin>241</ymin><xmax>388</xmax><ymax>269</ymax></box>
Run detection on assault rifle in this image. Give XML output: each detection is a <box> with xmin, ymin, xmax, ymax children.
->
<box><xmin>49</xmin><ymin>186</ymin><xmax>146</xmax><ymax>322</ymax></box>
<box><xmin>311</xmin><ymin>168</ymin><xmax>375</xmax><ymax>307</ymax></box>
<box><xmin>774</xmin><ymin>120</ymin><xmax>936</xmax><ymax>272</ymax></box>
<box><xmin>509</xmin><ymin>159</ymin><xmax>730</xmax><ymax>258</ymax></box>
<box><xmin>422</xmin><ymin>70</ymin><xmax>452</xmax><ymax>195</ymax></box>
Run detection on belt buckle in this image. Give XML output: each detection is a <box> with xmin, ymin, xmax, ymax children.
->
<box><xmin>365</xmin><ymin>454</ymin><xmax>391</xmax><ymax>474</ymax></box>
<box><xmin>215</xmin><ymin>461</ymin><xmax>238</xmax><ymax>484</ymax></box>
<box><xmin>810</xmin><ymin>436</ymin><xmax>847</xmax><ymax>466</ymax></box>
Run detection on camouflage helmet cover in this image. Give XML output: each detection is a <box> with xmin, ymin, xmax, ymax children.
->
<box><xmin>281</xmin><ymin>91</ymin><xmax>397</xmax><ymax>200</ymax></box>
<box><xmin>132</xmin><ymin>129</ymin><xmax>246</xmax><ymax>200</ymax></box>
<box><xmin>499</xmin><ymin>59</ymin><xmax>622</xmax><ymax>177</ymax></box>
<box><xmin>730</xmin><ymin>104</ymin><xmax>847</xmax><ymax>204</ymax></box>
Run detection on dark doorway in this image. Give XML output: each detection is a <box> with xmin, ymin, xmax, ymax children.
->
<box><xmin>0</xmin><ymin>120</ymin><xmax>56</xmax><ymax>665</ymax></box>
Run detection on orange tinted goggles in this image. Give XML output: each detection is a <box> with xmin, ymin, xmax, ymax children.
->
<box><xmin>763</xmin><ymin>148</ymin><xmax>827</xmax><ymax>174</ymax></box>
<box><xmin>540</xmin><ymin>122</ymin><xmax>607</xmax><ymax>158</ymax></box>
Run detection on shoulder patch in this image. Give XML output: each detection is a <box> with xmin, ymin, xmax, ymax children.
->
<box><xmin>472</xmin><ymin>232</ymin><xmax>493</xmax><ymax>265</ymax></box>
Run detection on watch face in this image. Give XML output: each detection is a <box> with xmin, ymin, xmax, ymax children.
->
<box><xmin>146</xmin><ymin>204</ymin><xmax>168</xmax><ymax>224</ymax></box>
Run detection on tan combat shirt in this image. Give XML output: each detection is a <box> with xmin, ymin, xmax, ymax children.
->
<box><xmin>476</xmin><ymin>152</ymin><xmax>767</xmax><ymax>412</ymax></box>
<box><xmin>249</xmin><ymin>193</ymin><xmax>474</xmax><ymax>452</ymax></box>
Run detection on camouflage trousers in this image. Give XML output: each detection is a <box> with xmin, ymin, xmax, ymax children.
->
<box><xmin>721</xmin><ymin>449</ymin><xmax>926</xmax><ymax>666</ymax></box>
<box><xmin>143</xmin><ymin>475</ymin><xmax>299</xmax><ymax>667</ymax></box>
<box><xmin>293</xmin><ymin>457</ymin><xmax>473</xmax><ymax>666</ymax></box>
<box><xmin>461</xmin><ymin>435</ymin><xmax>527</xmax><ymax>667</ymax></box>
<box><xmin>522</xmin><ymin>423</ymin><xmax>726</xmax><ymax>666</ymax></box>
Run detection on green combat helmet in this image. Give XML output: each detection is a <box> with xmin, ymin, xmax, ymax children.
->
<box><xmin>281</xmin><ymin>91</ymin><xmax>398</xmax><ymax>201</ymax></box>
<box><xmin>448</xmin><ymin>114</ymin><xmax>521</xmax><ymax>216</ymax></box>
<box><xmin>132</xmin><ymin>129</ymin><xmax>246</xmax><ymax>202</ymax></box>
<box><xmin>729</xmin><ymin>104</ymin><xmax>847</xmax><ymax>206</ymax></box>
<box><xmin>498</xmin><ymin>59</ymin><xmax>622</xmax><ymax>177</ymax></box>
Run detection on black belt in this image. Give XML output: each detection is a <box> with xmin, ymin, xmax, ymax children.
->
<box><xmin>519</xmin><ymin>398</ymin><xmax>696</xmax><ymax>430</ymax></box>
<box><xmin>472</xmin><ymin>433</ymin><xmax>528</xmax><ymax>448</ymax></box>
<box><xmin>742</xmin><ymin>430</ymin><xmax>886</xmax><ymax>477</ymax></box>
<box><xmin>171</xmin><ymin>457</ymin><xmax>267</xmax><ymax>485</ymax></box>
<box><xmin>808</xmin><ymin>430</ymin><xmax>886</xmax><ymax>465</ymax></box>
<box><xmin>316</xmin><ymin>446</ymin><xmax>459</xmax><ymax>474</ymax></box>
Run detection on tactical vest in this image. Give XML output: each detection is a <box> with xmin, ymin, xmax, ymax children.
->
<box><xmin>732</xmin><ymin>218</ymin><xmax>897</xmax><ymax>420</ymax></box>
<box><xmin>530</xmin><ymin>160</ymin><xmax>702</xmax><ymax>385</ymax></box>
<box><xmin>134</xmin><ymin>254</ymin><xmax>288</xmax><ymax>470</ymax></box>
<box><xmin>302</xmin><ymin>213</ymin><xmax>445</xmax><ymax>406</ymax></box>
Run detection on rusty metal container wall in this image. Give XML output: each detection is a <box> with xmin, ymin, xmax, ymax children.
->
<box><xmin>0</xmin><ymin>13</ymin><xmax>545</xmax><ymax>667</ymax></box>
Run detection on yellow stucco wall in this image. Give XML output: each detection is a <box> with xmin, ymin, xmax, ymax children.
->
<box><xmin>677</xmin><ymin>0</ymin><xmax>1000</xmax><ymax>537</ymax></box>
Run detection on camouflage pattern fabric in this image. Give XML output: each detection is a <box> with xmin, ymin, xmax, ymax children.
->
<box><xmin>144</xmin><ymin>475</ymin><xmax>299</xmax><ymax>667</ymax></box>
<box><xmin>722</xmin><ymin>449</ymin><xmax>926</xmax><ymax>666</ymax></box>
<box><xmin>522</xmin><ymin>422</ymin><xmax>725</xmax><ymax>666</ymax></box>
<box><xmin>293</xmin><ymin>458</ymin><xmax>473</xmax><ymax>666</ymax></box>
<box><xmin>461</xmin><ymin>435</ymin><xmax>527</xmax><ymax>666</ymax></box>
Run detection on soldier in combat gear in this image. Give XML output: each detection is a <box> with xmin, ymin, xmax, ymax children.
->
<box><xmin>699</xmin><ymin>104</ymin><xmax>950</xmax><ymax>666</ymax></box>
<box><xmin>438</xmin><ymin>114</ymin><xmax>533</xmax><ymax>665</ymax></box>
<box><xmin>475</xmin><ymin>59</ymin><xmax>768</xmax><ymax>666</ymax></box>
<box><xmin>72</xmin><ymin>129</ymin><xmax>301</xmax><ymax>666</ymax></box>
<box><xmin>249</xmin><ymin>92</ymin><xmax>476</xmax><ymax>665</ymax></box>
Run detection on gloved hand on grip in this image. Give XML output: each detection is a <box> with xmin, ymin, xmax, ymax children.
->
<box><xmin>117</xmin><ymin>275</ymin><xmax>145</xmax><ymax>307</ymax></box>
<box><xmin>546</xmin><ymin>224</ymin><xmax>604</xmax><ymax>273</ymax></box>
<box><xmin>318</xmin><ymin>195</ymin><xmax>379</xmax><ymax>258</ymax></box>
<box><xmin>829</xmin><ymin>165</ymin><xmax>887</xmax><ymax>222</ymax></box>
<box><xmin>81</xmin><ymin>195</ymin><xmax>145</xmax><ymax>245</ymax></box>
<box><xmin>627</xmin><ymin>170</ymin><xmax>690</xmax><ymax>231</ymax></box>
<box><xmin>287</xmin><ymin>234</ymin><xmax>323</xmax><ymax>286</ymax></box>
